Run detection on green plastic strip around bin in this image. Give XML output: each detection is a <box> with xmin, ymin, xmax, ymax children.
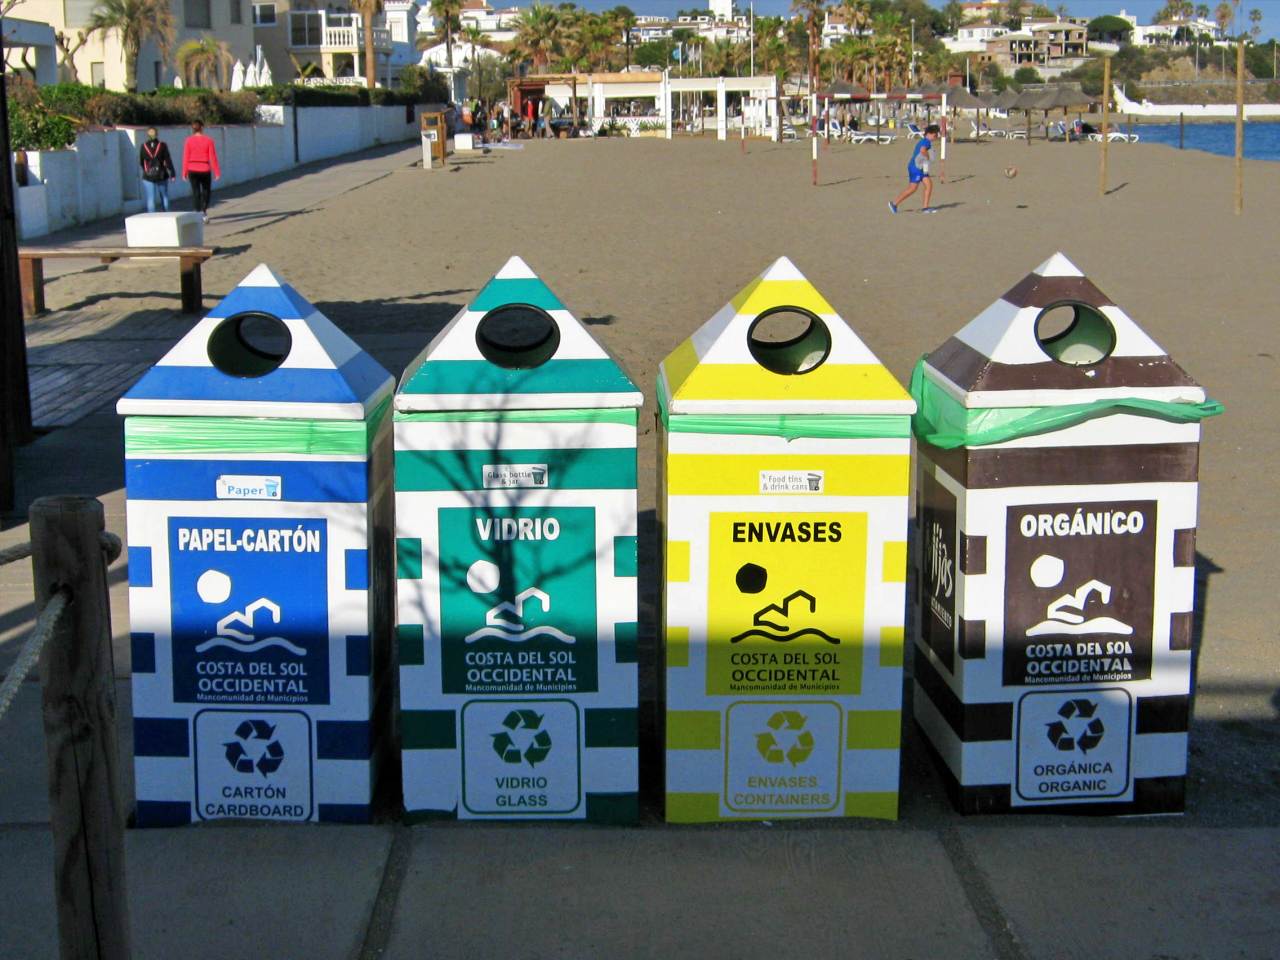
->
<box><xmin>124</xmin><ymin>395</ymin><xmax>392</xmax><ymax>456</ymax></box>
<box><xmin>656</xmin><ymin>383</ymin><xmax>910</xmax><ymax>440</ymax></box>
<box><xmin>393</xmin><ymin>408</ymin><xmax>637</xmax><ymax>425</ymax></box>
<box><xmin>909</xmin><ymin>358</ymin><xmax>1223</xmax><ymax>450</ymax></box>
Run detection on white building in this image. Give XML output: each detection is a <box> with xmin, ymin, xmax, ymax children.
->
<box><xmin>1112</xmin><ymin>10</ymin><xmax>1223</xmax><ymax>48</ymax></box>
<box><xmin>417</xmin><ymin>38</ymin><xmax>502</xmax><ymax>68</ymax></box>
<box><xmin>13</xmin><ymin>0</ymin><xmax>254</xmax><ymax>90</ymax></box>
<box><xmin>960</xmin><ymin>0</ymin><xmax>1003</xmax><ymax>23</ymax></box>
<box><xmin>821</xmin><ymin>11</ymin><xmax>871</xmax><ymax>48</ymax></box>
<box><xmin>942</xmin><ymin>21</ymin><xmax>1009</xmax><ymax>54</ymax></box>
<box><xmin>417</xmin><ymin>0</ymin><xmax>519</xmax><ymax>45</ymax></box>
<box><xmin>709</xmin><ymin>0</ymin><xmax>733</xmax><ymax>22</ymax></box>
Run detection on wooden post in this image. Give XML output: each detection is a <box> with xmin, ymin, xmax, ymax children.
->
<box><xmin>1</xmin><ymin>26</ymin><xmax>34</xmax><ymax>510</ymax></box>
<box><xmin>1235</xmin><ymin>37</ymin><xmax>1245</xmax><ymax>215</ymax></box>
<box><xmin>1100</xmin><ymin>56</ymin><xmax>1111</xmax><ymax>196</ymax></box>
<box><xmin>178</xmin><ymin>256</ymin><xmax>202</xmax><ymax>314</ymax></box>
<box><xmin>19</xmin><ymin>256</ymin><xmax>46</xmax><ymax>317</ymax></box>
<box><xmin>30</xmin><ymin>496</ymin><xmax>131</xmax><ymax>960</ymax></box>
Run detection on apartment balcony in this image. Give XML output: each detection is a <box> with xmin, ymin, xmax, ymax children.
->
<box><xmin>319</xmin><ymin>25</ymin><xmax>392</xmax><ymax>49</ymax></box>
<box><xmin>288</xmin><ymin>13</ymin><xmax>392</xmax><ymax>53</ymax></box>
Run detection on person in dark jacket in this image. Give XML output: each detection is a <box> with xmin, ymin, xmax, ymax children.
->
<box><xmin>139</xmin><ymin>127</ymin><xmax>176</xmax><ymax>213</ymax></box>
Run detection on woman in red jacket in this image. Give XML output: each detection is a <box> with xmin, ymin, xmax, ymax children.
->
<box><xmin>181</xmin><ymin>120</ymin><xmax>221</xmax><ymax>222</ymax></box>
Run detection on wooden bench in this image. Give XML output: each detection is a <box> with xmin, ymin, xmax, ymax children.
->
<box><xmin>18</xmin><ymin>245</ymin><xmax>216</xmax><ymax>317</ymax></box>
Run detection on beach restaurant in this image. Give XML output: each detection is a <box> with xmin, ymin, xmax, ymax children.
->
<box><xmin>508</xmin><ymin>71</ymin><xmax>780</xmax><ymax>139</ymax></box>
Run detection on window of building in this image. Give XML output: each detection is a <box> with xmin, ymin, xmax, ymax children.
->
<box><xmin>90</xmin><ymin>61</ymin><xmax>105</xmax><ymax>87</ymax></box>
<box><xmin>230</xmin><ymin>0</ymin><xmax>242</xmax><ymax>23</ymax></box>
<box><xmin>63</xmin><ymin>0</ymin><xmax>96</xmax><ymax>27</ymax></box>
<box><xmin>253</xmin><ymin>3</ymin><xmax>276</xmax><ymax>25</ymax></box>
<box><xmin>185</xmin><ymin>0</ymin><xmax>212</xmax><ymax>29</ymax></box>
<box><xmin>291</xmin><ymin>11</ymin><xmax>323</xmax><ymax>46</ymax></box>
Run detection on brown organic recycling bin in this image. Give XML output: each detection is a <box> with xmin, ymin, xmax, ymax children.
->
<box><xmin>910</xmin><ymin>253</ymin><xmax>1222</xmax><ymax>815</ymax></box>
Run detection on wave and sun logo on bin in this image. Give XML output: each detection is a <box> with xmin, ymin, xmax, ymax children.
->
<box><xmin>728</xmin><ymin>562</ymin><xmax>839</xmax><ymax>646</ymax></box>
<box><xmin>461</xmin><ymin>559</ymin><xmax>577</xmax><ymax>646</ymax></box>
<box><xmin>193</xmin><ymin>569</ymin><xmax>305</xmax><ymax>656</ymax></box>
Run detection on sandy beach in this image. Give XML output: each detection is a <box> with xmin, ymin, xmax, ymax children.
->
<box><xmin>28</xmin><ymin>133</ymin><xmax>1279</xmax><ymax>722</ymax></box>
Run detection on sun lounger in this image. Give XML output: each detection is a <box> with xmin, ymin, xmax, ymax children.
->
<box><xmin>903</xmin><ymin>122</ymin><xmax>925</xmax><ymax>139</ymax></box>
<box><xmin>849</xmin><ymin>131</ymin><xmax>896</xmax><ymax>144</ymax></box>
<box><xmin>1088</xmin><ymin>131</ymin><xmax>1138</xmax><ymax>143</ymax></box>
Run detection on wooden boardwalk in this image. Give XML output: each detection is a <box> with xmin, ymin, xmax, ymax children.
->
<box><xmin>24</xmin><ymin>308</ymin><xmax>188</xmax><ymax>429</ymax></box>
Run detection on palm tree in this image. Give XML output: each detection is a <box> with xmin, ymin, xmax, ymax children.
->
<box><xmin>790</xmin><ymin>0</ymin><xmax>826</xmax><ymax>95</ymax></box>
<box><xmin>554</xmin><ymin>8</ymin><xmax>590</xmax><ymax>71</ymax></box>
<box><xmin>612</xmin><ymin>6</ymin><xmax>637</xmax><ymax>69</ymax></box>
<box><xmin>87</xmin><ymin>0</ymin><xmax>175</xmax><ymax>93</ymax></box>
<box><xmin>431</xmin><ymin>0</ymin><xmax>464</xmax><ymax>68</ymax></box>
<box><xmin>353</xmin><ymin>0</ymin><xmax>382</xmax><ymax>88</ymax></box>
<box><xmin>175</xmin><ymin>36</ymin><xmax>232</xmax><ymax>90</ymax></box>
<box><xmin>1249</xmin><ymin>7</ymin><xmax>1262</xmax><ymax>39</ymax></box>
<box><xmin>463</xmin><ymin>22</ymin><xmax>485</xmax><ymax>67</ymax></box>
<box><xmin>838</xmin><ymin>0</ymin><xmax>870</xmax><ymax>40</ymax></box>
<box><xmin>705</xmin><ymin>38</ymin><xmax>742</xmax><ymax>77</ymax></box>
<box><xmin>940</xmin><ymin>0</ymin><xmax>964</xmax><ymax>33</ymax></box>
<box><xmin>1214</xmin><ymin>1</ymin><xmax>1232</xmax><ymax>37</ymax></box>
<box><xmin>871</xmin><ymin>10</ymin><xmax>905</xmax><ymax>89</ymax></box>
<box><xmin>670</xmin><ymin>26</ymin><xmax>695</xmax><ymax>76</ymax></box>
<box><xmin>511</xmin><ymin>3</ymin><xmax>560</xmax><ymax>74</ymax></box>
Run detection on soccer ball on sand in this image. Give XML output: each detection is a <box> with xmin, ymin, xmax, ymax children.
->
<box><xmin>1004</xmin><ymin>165</ymin><xmax>1018</xmax><ymax>178</ymax></box>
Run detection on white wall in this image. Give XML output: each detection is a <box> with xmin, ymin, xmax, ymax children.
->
<box><xmin>13</xmin><ymin>104</ymin><xmax>426</xmax><ymax>239</ymax></box>
<box><xmin>1113</xmin><ymin>83</ymin><xmax>1280</xmax><ymax>118</ymax></box>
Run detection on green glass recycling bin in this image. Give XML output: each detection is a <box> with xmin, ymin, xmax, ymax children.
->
<box><xmin>394</xmin><ymin>256</ymin><xmax>644</xmax><ymax>822</ymax></box>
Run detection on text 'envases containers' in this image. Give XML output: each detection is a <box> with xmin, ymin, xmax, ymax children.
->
<box><xmin>118</xmin><ymin>265</ymin><xmax>395</xmax><ymax>826</ymax></box>
<box><xmin>395</xmin><ymin>257</ymin><xmax>643</xmax><ymax>822</ymax></box>
<box><xmin>911</xmin><ymin>253</ymin><xmax>1223</xmax><ymax>814</ymax></box>
<box><xmin>658</xmin><ymin>257</ymin><xmax>916</xmax><ymax>823</ymax></box>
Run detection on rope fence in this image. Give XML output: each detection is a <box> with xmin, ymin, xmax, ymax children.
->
<box><xmin>0</xmin><ymin>529</ymin><xmax>121</xmax><ymax>724</ymax></box>
<box><xmin>0</xmin><ymin>540</ymin><xmax>33</xmax><ymax>566</ymax></box>
<box><xmin>1</xmin><ymin>498</ymin><xmax>132</xmax><ymax>960</ymax></box>
<box><xmin>0</xmin><ymin>588</ymin><xmax>68</xmax><ymax>723</ymax></box>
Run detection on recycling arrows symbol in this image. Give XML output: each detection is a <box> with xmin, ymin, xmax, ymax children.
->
<box><xmin>1045</xmin><ymin>699</ymin><xmax>1105</xmax><ymax>754</ymax></box>
<box><xmin>223</xmin><ymin>719</ymin><xmax>285</xmax><ymax>777</ymax></box>
<box><xmin>491</xmin><ymin>710</ymin><xmax>552</xmax><ymax>768</ymax></box>
<box><xmin>755</xmin><ymin>710</ymin><xmax>814</xmax><ymax>767</ymax></box>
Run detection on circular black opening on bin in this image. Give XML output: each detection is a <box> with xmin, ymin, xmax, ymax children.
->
<box><xmin>1034</xmin><ymin>301</ymin><xmax>1116</xmax><ymax>367</ymax></box>
<box><xmin>475</xmin><ymin>304</ymin><xmax>561</xmax><ymax>369</ymax></box>
<box><xmin>207</xmin><ymin>311</ymin><xmax>293</xmax><ymax>378</ymax></box>
<box><xmin>746</xmin><ymin>307</ymin><xmax>832</xmax><ymax>376</ymax></box>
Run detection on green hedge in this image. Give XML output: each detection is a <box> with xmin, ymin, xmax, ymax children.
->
<box><xmin>6</xmin><ymin>77</ymin><xmax>78</xmax><ymax>150</ymax></box>
<box><xmin>252</xmin><ymin>73</ymin><xmax>448</xmax><ymax>107</ymax></box>
<box><xmin>6</xmin><ymin>74</ymin><xmax>449</xmax><ymax>150</ymax></box>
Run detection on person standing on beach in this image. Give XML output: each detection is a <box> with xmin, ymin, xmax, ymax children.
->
<box><xmin>182</xmin><ymin>120</ymin><xmax>221</xmax><ymax>223</ymax></box>
<box><xmin>889</xmin><ymin>123</ymin><xmax>939</xmax><ymax>214</ymax></box>
<box><xmin>139</xmin><ymin>127</ymin><xmax>175</xmax><ymax>213</ymax></box>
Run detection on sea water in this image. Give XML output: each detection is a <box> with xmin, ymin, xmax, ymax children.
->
<box><xmin>1134</xmin><ymin>120</ymin><xmax>1280</xmax><ymax>162</ymax></box>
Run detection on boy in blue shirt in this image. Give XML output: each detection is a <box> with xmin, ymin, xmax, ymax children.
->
<box><xmin>889</xmin><ymin>124</ymin><xmax>940</xmax><ymax>214</ymax></box>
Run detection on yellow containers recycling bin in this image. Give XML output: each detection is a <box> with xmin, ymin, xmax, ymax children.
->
<box><xmin>658</xmin><ymin>257</ymin><xmax>916</xmax><ymax>823</ymax></box>
<box><xmin>117</xmin><ymin>264</ymin><xmax>395</xmax><ymax>826</ymax></box>
<box><xmin>395</xmin><ymin>256</ymin><xmax>643</xmax><ymax>823</ymax></box>
<box><xmin>911</xmin><ymin>253</ymin><xmax>1223</xmax><ymax>815</ymax></box>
